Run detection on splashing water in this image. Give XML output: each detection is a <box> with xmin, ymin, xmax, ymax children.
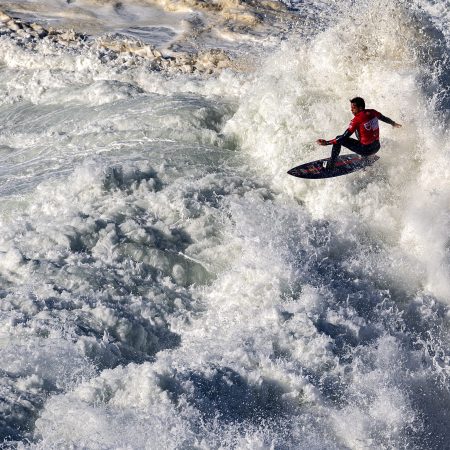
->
<box><xmin>0</xmin><ymin>0</ymin><xmax>449</xmax><ymax>448</ymax></box>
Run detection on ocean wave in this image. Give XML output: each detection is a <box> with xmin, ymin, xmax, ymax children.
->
<box><xmin>0</xmin><ymin>0</ymin><xmax>449</xmax><ymax>448</ymax></box>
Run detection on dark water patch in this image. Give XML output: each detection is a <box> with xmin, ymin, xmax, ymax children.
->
<box><xmin>159</xmin><ymin>365</ymin><xmax>292</xmax><ymax>426</ymax></box>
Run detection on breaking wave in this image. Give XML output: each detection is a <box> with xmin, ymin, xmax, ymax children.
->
<box><xmin>0</xmin><ymin>0</ymin><xmax>448</xmax><ymax>448</ymax></box>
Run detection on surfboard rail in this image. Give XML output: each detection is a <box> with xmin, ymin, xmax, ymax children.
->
<box><xmin>288</xmin><ymin>154</ymin><xmax>379</xmax><ymax>179</ymax></box>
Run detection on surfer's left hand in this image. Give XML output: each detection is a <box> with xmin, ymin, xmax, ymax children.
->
<box><xmin>316</xmin><ymin>139</ymin><xmax>327</xmax><ymax>146</ymax></box>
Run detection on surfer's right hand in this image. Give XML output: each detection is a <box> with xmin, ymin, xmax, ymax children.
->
<box><xmin>316</xmin><ymin>139</ymin><xmax>327</xmax><ymax>146</ymax></box>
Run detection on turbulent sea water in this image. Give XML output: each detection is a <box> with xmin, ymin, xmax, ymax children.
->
<box><xmin>0</xmin><ymin>0</ymin><xmax>449</xmax><ymax>448</ymax></box>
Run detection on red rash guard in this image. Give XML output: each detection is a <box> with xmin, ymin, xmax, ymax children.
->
<box><xmin>348</xmin><ymin>109</ymin><xmax>382</xmax><ymax>145</ymax></box>
<box><xmin>327</xmin><ymin>109</ymin><xmax>395</xmax><ymax>146</ymax></box>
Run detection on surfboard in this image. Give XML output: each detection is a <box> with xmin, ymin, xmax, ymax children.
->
<box><xmin>287</xmin><ymin>154</ymin><xmax>379</xmax><ymax>179</ymax></box>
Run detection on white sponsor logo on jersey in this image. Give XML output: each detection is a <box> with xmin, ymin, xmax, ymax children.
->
<box><xmin>364</xmin><ymin>117</ymin><xmax>379</xmax><ymax>131</ymax></box>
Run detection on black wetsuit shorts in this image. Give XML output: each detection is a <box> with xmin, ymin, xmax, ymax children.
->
<box><xmin>331</xmin><ymin>138</ymin><xmax>380</xmax><ymax>161</ymax></box>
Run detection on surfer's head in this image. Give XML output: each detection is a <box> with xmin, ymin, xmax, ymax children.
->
<box><xmin>350</xmin><ymin>97</ymin><xmax>365</xmax><ymax>115</ymax></box>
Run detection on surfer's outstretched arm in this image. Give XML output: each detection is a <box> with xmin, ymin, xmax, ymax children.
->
<box><xmin>378</xmin><ymin>113</ymin><xmax>402</xmax><ymax>128</ymax></box>
<box><xmin>316</xmin><ymin>129</ymin><xmax>352</xmax><ymax>146</ymax></box>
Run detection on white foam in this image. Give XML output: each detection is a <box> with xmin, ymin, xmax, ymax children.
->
<box><xmin>0</xmin><ymin>0</ymin><xmax>449</xmax><ymax>448</ymax></box>
<box><xmin>224</xmin><ymin>0</ymin><xmax>450</xmax><ymax>302</ymax></box>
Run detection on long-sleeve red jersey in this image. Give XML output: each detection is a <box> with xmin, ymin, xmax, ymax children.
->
<box><xmin>348</xmin><ymin>109</ymin><xmax>382</xmax><ymax>145</ymax></box>
<box><xmin>327</xmin><ymin>109</ymin><xmax>395</xmax><ymax>146</ymax></box>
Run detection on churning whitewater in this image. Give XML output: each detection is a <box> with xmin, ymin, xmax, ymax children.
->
<box><xmin>0</xmin><ymin>0</ymin><xmax>449</xmax><ymax>448</ymax></box>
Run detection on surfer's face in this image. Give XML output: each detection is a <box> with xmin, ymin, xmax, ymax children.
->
<box><xmin>351</xmin><ymin>102</ymin><xmax>363</xmax><ymax>115</ymax></box>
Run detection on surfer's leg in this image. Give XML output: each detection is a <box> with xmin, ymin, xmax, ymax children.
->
<box><xmin>340</xmin><ymin>137</ymin><xmax>364</xmax><ymax>153</ymax></box>
<box><xmin>331</xmin><ymin>143</ymin><xmax>341</xmax><ymax>159</ymax></box>
<box><xmin>327</xmin><ymin>139</ymin><xmax>380</xmax><ymax>170</ymax></box>
<box><xmin>346</xmin><ymin>140</ymin><xmax>381</xmax><ymax>156</ymax></box>
<box><xmin>327</xmin><ymin>142</ymin><xmax>342</xmax><ymax>169</ymax></box>
<box><xmin>352</xmin><ymin>142</ymin><xmax>380</xmax><ymax>166</ymax></box>
<box><xmin>327</xmin><ymin>137</ymin><xmax>359</xmax><ymax>169</ymax></box>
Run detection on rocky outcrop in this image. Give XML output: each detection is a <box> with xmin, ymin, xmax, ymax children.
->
<box><xmin>0</xmin><ymin>0</ymin><xmax>296</xmax><ymax>75</ymax></box>
<box><xmin>0</xmin><ymin>9</ymin><xmax>236</xmax><ymax>74</ymax></box>
<box><xmin>0</xmin><ymin>10</ymin><xmax>87</xmax><ymax>45</ymax></box>
<box><xmin>97</xmin><ymin>35</ymin><xmax>234</xmax><ymax>73</ymax></box>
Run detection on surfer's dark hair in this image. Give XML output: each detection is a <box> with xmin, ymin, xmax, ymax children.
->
<box><xmin>350</xmin><ymin>97</ymin><xmax>365</xmax><ymax>109</ymax></box>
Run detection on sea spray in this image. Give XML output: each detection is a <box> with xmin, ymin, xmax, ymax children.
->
<box><xmin>0</xmin><ymin>0</ymin><xmax>448</xmax><ymax>448</ymax></box>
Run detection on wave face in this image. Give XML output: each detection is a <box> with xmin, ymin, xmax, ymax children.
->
<box><xmin>0</xmin><ymin>0</ymin><xmax>449</xmax><ymax>448</ymax></box>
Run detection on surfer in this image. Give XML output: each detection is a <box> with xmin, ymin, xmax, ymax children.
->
<box><xmin>316</xmin><ymin>97</ymin><xmax>402</xmax><ymax>170</ymax></box>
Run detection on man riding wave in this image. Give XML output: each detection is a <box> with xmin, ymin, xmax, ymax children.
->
<box><xmin>316</xmin><ymin>97</ymin><xmax>402</xmax><ymax>170</ymax></box>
